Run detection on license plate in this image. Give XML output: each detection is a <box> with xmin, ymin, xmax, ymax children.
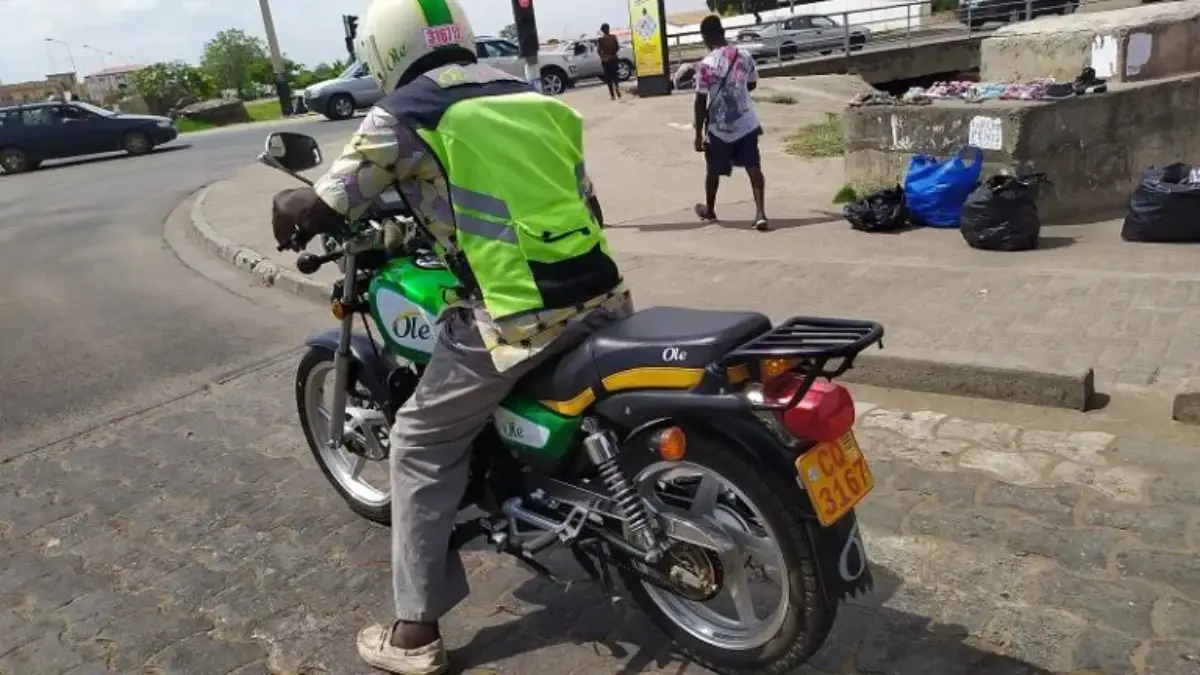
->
<box><xmin>795</xmin><ymin>431</ymin><xmax>875</xmax><ymax>527</ymax></box>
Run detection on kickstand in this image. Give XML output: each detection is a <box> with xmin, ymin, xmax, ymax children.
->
<box><xmin>514</xmin><ymin>553</ymin><xmax>573</xmax><ymax>591</ymax></box>
<box><xmin>570</xmin><ymin>542</ymin><xmax>619</xmax><ymax>606</ymax></box>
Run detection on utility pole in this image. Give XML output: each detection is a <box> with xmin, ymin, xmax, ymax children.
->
<box><xmin>257</xmin><ymin>0</ymin><xmax>294</xmax><ymax>116</ymax></box>
<box><xmin>511</xmin><ymin>0</ymin><xmax>541</xmax><ymax>91</ymax></box>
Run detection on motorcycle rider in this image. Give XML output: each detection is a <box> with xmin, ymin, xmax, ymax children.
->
<box><xmin>270</xmin><ymin>0</ymin><xmax>630</xmax><ymax>673</ymax></box>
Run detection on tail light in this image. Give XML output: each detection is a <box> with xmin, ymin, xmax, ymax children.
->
<box><xmin>762</xmin><ymin>374</ymin><xmax>856</xmax><ymax>443</ymax></box>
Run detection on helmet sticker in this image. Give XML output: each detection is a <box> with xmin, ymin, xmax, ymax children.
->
<box><xmin>424</xmin><ymin>24</ymin><xmax>463</xmax><ymax>48</ymax></box>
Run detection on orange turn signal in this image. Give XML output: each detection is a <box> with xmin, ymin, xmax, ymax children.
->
<box><xmin>655</xmin><ymin>426</ymin><xmax>687</xmax><ymax>462</ymax></box>
<box><xmin>331</xmin><ymin>301</ymin><xmax>346</xmax><ymax>320</ymax></box>
<box><xmin>761</xmin><ymin>358</ymin><xmax>801</xmax><ymax>382</ymax></box>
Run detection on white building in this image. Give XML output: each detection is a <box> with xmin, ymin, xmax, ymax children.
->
<box><xmin>84</xmin><ymin>64</ymin><xmax>143</xmax><ymax>103</ymax></box>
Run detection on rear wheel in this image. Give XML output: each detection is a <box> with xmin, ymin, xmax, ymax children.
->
<box><xmin>0</xmin><ymin>148</ymin><xmax>32</xmax><ymax>174</ymax></box>
<box><xmin>297</xmin><ymin>347</ymin><xmax>393</xmax><ymax>524</ymax></box>
<box><xmin>326</xmin><ymin>94</ymin><xmax>355</xmax><ymax>120</ymax></box>
<box><xmin>122</xmin><ymin>131</ymin><xmax>152</xmax><ymax>156</ymax></box>
<box><xmin>541</xmin><ymin>67</ymin><xmax>568</xmax><ymax>95</ymax></box>
<box><xmin>616</xmin><ymin>59</ymin><xmax>635</xmax><ymax>81</ymax></box>
<box><xmin>617</xmin><ymin>431</ymin><xmax>836</xmax><ymax>674</ymax></box>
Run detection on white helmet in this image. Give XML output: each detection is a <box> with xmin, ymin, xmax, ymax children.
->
<box><xmin>357</xmin><ymin>0</ymin><xmax>477</xmax><ymax>92</ymax></box>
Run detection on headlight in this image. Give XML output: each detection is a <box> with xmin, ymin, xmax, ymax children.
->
<box><xmin>157</xmin><ymin>120</ymin><xmax>173</xmax><ymax>129</ymax></box>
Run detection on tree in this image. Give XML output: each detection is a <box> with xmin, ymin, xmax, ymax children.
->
<box><xmin>130</xmin><ymin>61</ymin><xmax>217</xmax><ymax>112</ymax></box>
<box><xmin>499</xmin><ymin>23</ymin><xmax>518</xmax><ymax>41</ymax></box>
<box><xmin>201</xmin><ymin>28</ymin><xmax>271</xmax><ymax>100</ymax></box>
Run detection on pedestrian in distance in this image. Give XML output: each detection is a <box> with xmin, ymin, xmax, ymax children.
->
<box><xmin>597</xmin><ymin>23</ymin><xmax>622</xmax><ymax>101</ymax></box>
<box><xmin>692</xmin><ymin>15</ymin><xmax>769</xmax><ymax>231</ymax></box>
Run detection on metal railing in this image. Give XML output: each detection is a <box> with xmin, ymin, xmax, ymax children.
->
<box><xmin>663</xmin><ymin>0</ymin><xmax>1117</xmax><ymax>69</ymax></box>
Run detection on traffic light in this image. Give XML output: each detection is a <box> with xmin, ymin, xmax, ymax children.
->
<box><xmin>510</xmin><ymin>0</ymin><xmax>539</xmax><ymax>60</ymax></box>
<box><xmin>343</xmin><ymin>14</ymin><xmax>359</xmax><ymax>61</ymax></box>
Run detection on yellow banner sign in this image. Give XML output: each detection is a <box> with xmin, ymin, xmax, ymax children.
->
<box><xmin>629</xmin><ymin>0</ymin><xmax>665</xmax><ymax>78</ymax></box>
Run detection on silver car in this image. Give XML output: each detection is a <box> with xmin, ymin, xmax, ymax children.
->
<box><xmin>303</xmin><ymin>38</ymin><xmax>585</xmax><ymax>119</ymax></box>
<box><xmin>736</xmin><ymin>14</ymin><xmax>872</xmax><ymax>60</ymax></box>
<box><xmin>561</xmin><ymin>39</ymin><xmax>636</xmax><ymax>83</ymax></box>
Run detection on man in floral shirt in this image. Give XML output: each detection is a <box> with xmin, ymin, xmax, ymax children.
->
<box><xmin>692</xmin><ymin>15</ymin><xmax>769</xmax><ymax>231</ymax></box>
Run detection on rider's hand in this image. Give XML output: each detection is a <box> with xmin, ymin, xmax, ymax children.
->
<box><xmin>271</xmin><ymin>187</ymin><xmax>342</xmax><ymax>251</ymax></box>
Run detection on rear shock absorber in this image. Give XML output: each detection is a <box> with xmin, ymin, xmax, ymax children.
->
<box><xmin>583</xmin><ymin>428</ymin><xmax>663</xmax><ymax>560</ymax></box>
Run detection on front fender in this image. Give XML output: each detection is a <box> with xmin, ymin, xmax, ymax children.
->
<box><xmin>304</xmin><ymin>330</ymin><xmax>395</xmax><ymax>405</ymax></box>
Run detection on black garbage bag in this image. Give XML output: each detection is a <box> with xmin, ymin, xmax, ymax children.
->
<box><xmin>959</xmin><ymin>173</ymin><xmax>1049</xmax><ymax>251</ymax></box>
<box><xmin>1121</xmin><ymin>163</ymin><xmax>1200</xmax><ymax>243</ymax></box>
<box><xmin>842</xmin><ymin>186</ymin><xmax>910</xmax><ymax>232</ymax></box>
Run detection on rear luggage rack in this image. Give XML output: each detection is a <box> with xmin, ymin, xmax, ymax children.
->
<box><xmin>701</xmin><ymin>317</ymin><xmax>884</xmax><ymax>401</ymax></box>
<box><xmin>719</xmin><ymin>317</ymin><xmax>884</xmax><ymax>365</ymax></box>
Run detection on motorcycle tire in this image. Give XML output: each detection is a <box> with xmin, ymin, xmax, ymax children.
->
<box><xmin>296</xmin><ymin>346</ymin><xmax>392</xmax><ymax>525</ymax></box>
<box><xmin>615</xmin><ymin>427</ymin><xmax>837</xmax><ymax>675</ymax></box>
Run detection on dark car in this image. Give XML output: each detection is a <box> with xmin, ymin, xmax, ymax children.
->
<box><xmin>0</xmin><ymin>101</ymin><xmax>178</xmax><ymax>174</ymax></box>
<box><xmin>956</xmin><ymin>0</ymin><xmax>1078</xmax><ymax>28</ymax></box>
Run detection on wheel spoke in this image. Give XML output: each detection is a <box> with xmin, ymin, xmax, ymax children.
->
<box><xmin>350</xmin><ymin>456</ymin><xmax>368</xmax><ymax>480</ymax></box>
<box><xmin>726</xmin><ymin>527</ymin><xmax>784</xmax><ymax>569</ymax></box>
<box><xmin>724</xmin><ymin>563</ymin><xmax>759</xmax><ymax>624</ymax></box>
<box><xmin>689</xmin><ymin>475</ymin><xmax>720</xmax><ymax>515</ymax></box>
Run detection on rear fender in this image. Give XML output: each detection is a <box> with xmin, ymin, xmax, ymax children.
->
<box><xmin>672</xmin><ymin>415</ymin><xmax>875</xmax><ymax>604</ymax></box>
<box><xmin>304</xmin><ymin>329</ymin><xmax>395</xmax><ymax>405</ymax></box>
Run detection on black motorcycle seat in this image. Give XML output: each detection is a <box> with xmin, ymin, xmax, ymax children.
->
<box><xmin>519</xmin><ymin>306</ymin><xmax>771</xmax><ymax>415</ymax></box>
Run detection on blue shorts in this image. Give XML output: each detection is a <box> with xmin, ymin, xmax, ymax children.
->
<box><xmin>705</xmin><ymin>127</ymin><xmax>763</xmax><ymax>177</ymax></box>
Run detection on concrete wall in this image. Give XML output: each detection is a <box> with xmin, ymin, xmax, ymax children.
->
<box><xmin>981</xmin><ymin>1</ymin><xmax>1200</xmax><ymax>83</ymax></box>
<box><xmin>763</xmin><ymin>35</ymin><xmax>983</xmax><ymax>84</ymax></box>
<box><xmin>843</xmin><ymin>73</ymin><xmax>1200</xmax><ymax>221</ymax></box>
<box><xmin>667</xmin><ymin>0</ymin><xmax>933</xmax><ymax>45</ymax></box>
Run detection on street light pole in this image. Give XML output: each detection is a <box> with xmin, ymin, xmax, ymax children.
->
<box><xmin>256</xmin><ymin>0</ymin><xmax>294</xmax><ymax>116</ymax></box>
<box><xmin>45</xmin><ymin>38</ymin><xmax>79</xmax><ymax>75</ymax></box>
<box><xmin>82</xmin><ymin>44</ymin><xmax>108</xmax><ymax>70</ymax></box>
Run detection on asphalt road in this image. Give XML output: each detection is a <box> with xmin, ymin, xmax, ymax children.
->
<box><xmin>0</xmin><ymin>117</ymin><xmax>357</xmax><ymax>449</ymax></box>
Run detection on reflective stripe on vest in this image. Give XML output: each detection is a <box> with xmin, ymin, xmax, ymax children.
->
<box><xmin>415</xmin><ymin>90</ymin><xmax>620</xmax><ymax>319</ymax></box>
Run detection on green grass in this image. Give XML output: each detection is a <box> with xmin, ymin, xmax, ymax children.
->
<box><xmin>785</xmin><ymin>113</ymin><xmax>844</xmax><ymax>158</ymax></box>
<box><xmin>176</xmin><ymin>98</ymin><xmax>287</xmax><ymax>133</ymax></box>
<box><xmin>245</xmin><ymin>98</ymin><xmax>284</xmax><ymax>122</ymax></box>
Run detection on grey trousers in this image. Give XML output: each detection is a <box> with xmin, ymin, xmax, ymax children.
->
<box><xmin>388</xmin><ymin>303</ymin><xmax>628</xmax><ymax>622</ymax></box>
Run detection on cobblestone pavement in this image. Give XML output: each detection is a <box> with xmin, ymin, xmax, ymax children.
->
<box><xmin>3</xmin><ymin>358</ymin><xmax>1200</xmax><ymax>675</ymax></box>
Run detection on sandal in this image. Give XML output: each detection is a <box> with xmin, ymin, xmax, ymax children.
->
<box><xmin>694</xmin><ymin>203</ymin><xmax>717</xmax><ymax>222</ymax></box>
<box><xmin>753</xmin><ymin>218</ymin><xmax>770</xmax><ymax>232</ymax></box>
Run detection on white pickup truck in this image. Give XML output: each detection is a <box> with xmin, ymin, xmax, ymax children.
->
<box><xmin>551</xmin><ymin>39</ymin><xmax>637</xmax><ymax>91</ymax></box>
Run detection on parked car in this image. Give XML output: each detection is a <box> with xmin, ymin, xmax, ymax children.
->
<box><xmin>955</xmin><ymin>0</ymin><xmax>1078</xmax><ymax>28</ymax></box>
<box><xmin>558</xmin><ymin>39</ymin><xmax>637</xmax><ymax>84</ymax></box>
<box><xmin>303</xmin><ymin>38</ymin><xmax>585</xmax><ymax>120</ymax></box>
<box><xmin>735</xmin><ymin>14</ymin><xmax>872</xmax><ymax>60</ymax></box>
<box><xmin>0</xmin><ymin>101</ymin><xmax>177</xmax><ymax>174</ymax></box>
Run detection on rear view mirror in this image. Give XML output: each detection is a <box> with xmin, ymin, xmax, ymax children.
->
<box><xmin>265</xmin><ymin>132</ymin><xmax>322</xmax><ymax>172</ymax></box>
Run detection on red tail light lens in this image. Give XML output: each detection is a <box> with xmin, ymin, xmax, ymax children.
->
<box><xmin>763</xmin><ymin>375</ymin><xmax>856</xmax><ymax>443</ymax></box>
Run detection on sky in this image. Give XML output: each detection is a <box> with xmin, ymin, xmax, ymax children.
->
<box><xmin>0</xmin><ymin>0</ymin><xmax>707</xmax><ymax>84</ymax></box>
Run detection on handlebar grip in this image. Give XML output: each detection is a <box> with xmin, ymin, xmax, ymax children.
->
<box><xmin>296</xmin><ymin>249</ymin><xmax>342</xmax><ymax>275</ymax></box>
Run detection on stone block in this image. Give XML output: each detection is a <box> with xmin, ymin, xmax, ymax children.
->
<box><xmin>843</xmin><ymin>73</ymin><xmax>1200</xmax><ymax>222</ymax></box>
<box><xmin>982</xmin><ymin>2</ymin><xmax>1200</xmax><ymax>84</ymax></box>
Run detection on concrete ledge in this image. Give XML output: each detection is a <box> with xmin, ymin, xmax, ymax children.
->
<box><xmin>762</xmin><ymin>35</ymin><xmax>984</xmax><ymax>85</ymax></box>
<box><xmin>1171</xmin><ymin>378</ymin><xmax>1200</xmax><ymax>425</ymax></box>
<box><xmin>844</xmin><ymin>353</ymin><xmax>1096</xmax><ymax>411</ymax></box>
<box><xmin>185</xmin><ymin>182</ymin><xmax>1098</xmax><ymax>412</ymax></box>
<box><xmin>187</xmin><ymin>186</ymin><xmax>330</xmax><ymax>305</ymax></box>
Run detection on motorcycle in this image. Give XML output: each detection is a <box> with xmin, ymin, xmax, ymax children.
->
<box><xmin>260</xmin><ymin>131</ymin><xmax>885</xmax><ymax>674</ymax></box>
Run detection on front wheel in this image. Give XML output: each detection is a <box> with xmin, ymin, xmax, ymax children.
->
<box><xmin>122</xmin><ymin>131</ymin><xmax>153</xmax><ymax>156</ymax></box>
<box><xmin>617</xmin><ymin>430</ymin><xmax>836</xmax><ymax>674</ymax></box>
<box><xmin>616</xmin><ymin>59</ymin><xmax>635</xmax><ymax>82</ymax></box>
<box><xmin>296</xmin><ymin>347</ymin><xmax>392</xmax><ymax>524</ymax></box>
<box><xmin>325</xmin><ymin>94</ymin><xmax>356</xmax><ymax>121</ymax></box>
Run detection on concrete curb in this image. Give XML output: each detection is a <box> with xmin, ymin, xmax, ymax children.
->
<box><xmin>187</xmin><ymin>186</ymin><xmax>331</xmax><ymax>305</ymax></box>
<box><xmin>184</xmin><ymin>183</ymin><xmax>1097</xmax><ymax>413</ymax></box>
<box><xmin>843</xmin><ymin>353</ymin><xmax>1096</xmax><ymax>412</ymax></box>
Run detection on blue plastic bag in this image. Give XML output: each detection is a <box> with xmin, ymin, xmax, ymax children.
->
<box><xmin>904</xmin><ymin>147</ymin><xmax>984</xmax><ymax>228</ymax></box>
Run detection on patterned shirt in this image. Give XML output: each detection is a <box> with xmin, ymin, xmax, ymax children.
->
<box><xmin>313</xmin><ymin>102</ymin><xmax>630</xmax><ymax>372</ymax></box>
<box><xmin>696</xmin><ymin>46</ymin><xmax>760</xmax><ymax>143</ymax></box>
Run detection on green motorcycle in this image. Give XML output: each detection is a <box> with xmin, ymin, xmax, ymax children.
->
<box><xmin>260</xmin><ymin>131</ymin><xmax>885</xmax><ymax>674</ymax></box>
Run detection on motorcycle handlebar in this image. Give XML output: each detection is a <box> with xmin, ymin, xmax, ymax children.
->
<box><xmin>295</xmin><ymin>248</ymin><xmax>342</xmax><ymax>275</ymax></box>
